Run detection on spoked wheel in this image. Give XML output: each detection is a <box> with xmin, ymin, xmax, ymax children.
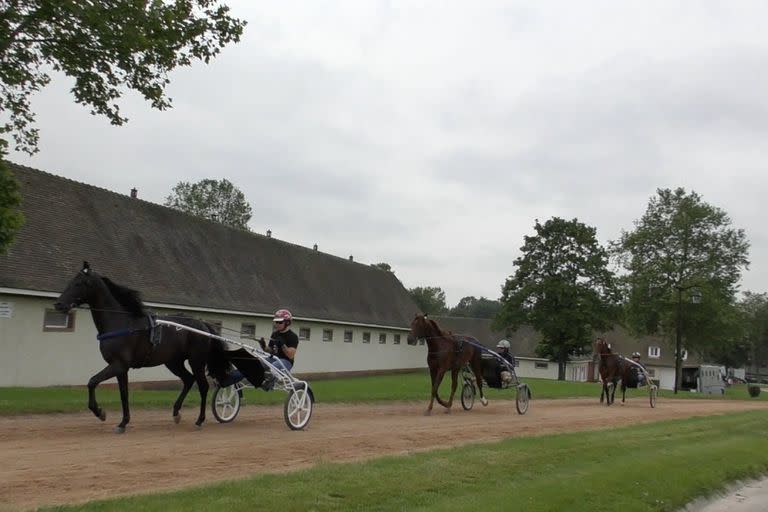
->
<box><xmin>461</xmin><ymin>381</ymin><xmax>475</xmax><ymax>410</ymax></box>
<box><xmin>211</xmin><ymin>384</ymin><xmax>241</xmax><ymax>423</ymax></box>
<box><xmin>515</xmin><ymin>384</ymin><xmax>530</xmax><ymax>415</ymax></box>
<box><xmin>649</xmin><ymin>385</ymin><xmax>658</xmax><ymax>408</ymax></box>
<box><xmin>284</xmin><ymin>385</ymin><xmax>314</xmax><ymax>430</ymax></box>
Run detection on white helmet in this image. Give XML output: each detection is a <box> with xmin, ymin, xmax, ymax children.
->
<box><xmin>632</xmin><ymin>352</ymin><xmax>641</xmax><ymax>358</ymax></box>
<box><xmin>497</xmin><ymin>339</ymin><xmax>511</xmax><ymax>349</ymax></box>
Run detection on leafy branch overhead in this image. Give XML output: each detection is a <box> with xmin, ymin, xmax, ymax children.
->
<box><xmin>0</xmin><ymin>1</ymin><xmax>247</xmax><ymax>155</ymax></box>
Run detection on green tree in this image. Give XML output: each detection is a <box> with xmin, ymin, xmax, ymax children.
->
<box><xmin>0</xmin><ymin>1</ymin><xmax>246</xmax><ymax>155</ymax></box>
<box><xmin>0</xmin><ymin>160</ymin><xmax>24</xmax><ymax>254</ymax></box>
<box><xmin>165</xmin><ymin>178</ymin><xmax>252</xmax><ymax>230</ymax></box>
<box><xmin>738</xmin><ymin>292</ymin><xmax>768</xmax><ymax>371</ymax></box>
<box><xmin>408</xmin><ymin>286</ymin><xmax>448</xmax><ymax>315</ymax></box>
<box><xmin>371</xmin><ymin>262</ymin><xmax>394</xmax><ymax>273</ymax></box>
<box><xmin>495</xmin><ymin>217</ymin><xmax>621</xmax><ymax>380</ymax></box>
<box><xmin>612</xmin><ymin>188</ymin><xmax>750</xmax><ymax>393</ymax></box>
<box><xmin>449</xmin><ymin>296</ymin><xmax>502</xmax><ymax>319</ymax></box>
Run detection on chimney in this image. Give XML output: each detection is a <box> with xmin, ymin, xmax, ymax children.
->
<box><xmin>313</xmin><ymin>244</ymin><xmax>318</xmax><ymax>251</ymax></box>
<box><xmin>349</xmin><ymin>255</ymin><xmax>353</xmax><ymax>261</ymax></box>
<box><xmin>266</xmin><ymin>229</ymin><xmax>272</xmax><ymax>238</ymax></box>
<box><xmin>130</xmin><ymin>188</ymin><xmax>137</xmax><ymax>199</ymax></box>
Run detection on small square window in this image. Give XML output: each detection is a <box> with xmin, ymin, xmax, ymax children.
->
<box><xmin>362</xmin><ymin>332</ymin><xmax>371</xmax><ymax>344</ymax></box>
<box><xmin>419</xmin><ymin>338</ymin><xmax>425</xmax><ymax>346</ymax></box>
<box><xmin>534</xmin><ymin>362</ymin><xmax>549</xmax><ymax>369</ymax></box>
<box><xmin>344</xmin><ymin>330</ymin><xmax>353</xmax><ymax>343</ymax></box>
<box><xmin>393</xmin><ymin>334</ymin><xmax>401</xmax><ymax>345</ymax></box>
<box><xmin>43</xmin><ymin>309</ymin><xmax>75</xmax><ymax>332</ymax></box>
<box><xmin>323</xmin><ymin>329</ymin><xmax>333</xmax><ymax>342</ymax></box>
<box><xmin>241</xmin><ymin>323</ymin><xmax>255</xmax><ymax>338</ymax></box>
<box><xmin>379</xmin><ymin>333</ymin><xmax>386</xmax><ymax>344</ymax></box>
<box><xmin>299</xmin><ymin>327</ymin><xmax>311</xmax><ymax>341</ymax></box>
<box><xmin>648</xmin><ymin>346</ymin><xmax>661</xmax><ymax>358</ymax></box>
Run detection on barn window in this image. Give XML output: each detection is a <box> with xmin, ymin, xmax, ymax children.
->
<box><xmin>362</xmin><ymin>332</ymin><xmax>371</xmax><ymax>344</ymax></box>
<box><xmin>344</xmin><ymin>330</ymin><xmax>353</xmax><ymax>343</ymax></box>
<box><xmin>323</xmin><ymin>329</ymin><xmax>333</xmax><ymax>342</ymax></box>
<box><xmin>299</xmin><ymin>328</ymin><xmax>311</xmax><ymax>341</ymax></box>
<box><xmin>393</xmin><ymin>334</ymin><xmax>401</xmax><ymax>345</ymax></box>
<box><xmin>43</xmin><ymin>309</ymin><xmax>75</xmax><ymax>332</ymax></box>
<box><xmin>379</xmin><ymin>333</ymin><xmax>386</xmax><ymax>344</ymax></box>
<box><xmin>240</xmin><ymin>323</ymin><xmax>255</xmax><ymax>338</ymax></box>
<box><xmin>534</xmin><ymin>362</ymin><xmax>549</xmax><ymax>369</ymax></box>
<box><xmin>648</xmin><ymin>346</ymin><xmax>661</xmax><ymax>358</ymax></box>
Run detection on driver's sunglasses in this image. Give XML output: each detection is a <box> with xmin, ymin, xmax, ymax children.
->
<box><xmin>274</xmin><ymin>320</ymin><xmax>285</xmax><ymax>325</ymax></box>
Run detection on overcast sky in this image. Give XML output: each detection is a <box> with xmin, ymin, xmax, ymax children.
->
<box><xmin>9</xmin><ymin>1</ymin><xmax>768</xmax><ymax>307</ymax></box>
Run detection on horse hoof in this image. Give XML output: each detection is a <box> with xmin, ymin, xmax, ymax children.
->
<box><xmin>195</xmin><ymin>422</ymin><xmax>203</xmax><ymax>429</ymax></box>
<box><xmin>114</xmin><ymin>426</ymin><xmax>126</xmax><ymax>434</ymax></box>
<box><xmin>444</xmin><ymin>408</ymin><xmax>452</xmax><ymax>414</ymax></box>
<box><xmin>481</xmin><ymin>397</ymin><xmax>488</xmax><ymax>406</ymax></box>
<box><xmin>98</xmin><ymin>410</ymin><xmax>106</xmax><ymax>422</ymax></box>
<box><xmin>423</xmin><ymin>410</ymin><xmax>432</xmax><ymax>416</ymax></box>
<box><xmin>173</xmin><ymin>413</ymin><xmax>181</xmax><ymax>424</ymax></box>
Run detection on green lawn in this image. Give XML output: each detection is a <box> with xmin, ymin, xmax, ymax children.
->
<box><xmin>41</xmin><ymin>410</ymin><xmax>768</xmax><ymax>512</ymax></box>
<box><xmin>1</xmin><ymin>373</ymin><xmax>764</xmax><ymax>415</ymax></box>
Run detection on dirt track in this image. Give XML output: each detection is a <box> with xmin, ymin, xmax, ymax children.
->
<box><xmin>2</xmin><ymin>397</ymin><xmax>768</xmax><ymax>510</ymax></box>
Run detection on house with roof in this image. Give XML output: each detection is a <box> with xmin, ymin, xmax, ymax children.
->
<box><xmin>0</xmin><ymin>164</ymin><xmax>425</xmax><ymax>387</ymax></box>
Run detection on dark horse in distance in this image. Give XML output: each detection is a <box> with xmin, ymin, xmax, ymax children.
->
<box><xmin>594</xmin><ymin>337</ymin><xmax>636</xmax><ymax>405</ymax></box>
<box><xmin>407</xmin><ymin>314</ymin><xmax>487</xmax><ymax>415</ymax></box>
<box><xmin>54</xmin><ymin>262</ymin><xmax>229</xmax><ymax>433</ymax></box>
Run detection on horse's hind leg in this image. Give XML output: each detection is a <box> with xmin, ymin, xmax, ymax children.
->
<box><xmin>115</xmin><ymin>372</ymin><xmax>130</xmax><ymax>433</ymax></box>
<box><xmin>165</xmin><ymin>360</ymin><xmax>195</xmax><ymax>423</ymax></box>
<box><xmin>190</xmin><ymin>361</ymin><xmax>209</xmax><ymax>427</ymax></box>
<box><xmin>472</xmin><ymin>359</ymin><xmax>488</xmax><ymax>406</ymax></box>
<box><xmin>87</xmin><ymin>363</ymin><xmax>125</xmax><ymax>423</ymax></box>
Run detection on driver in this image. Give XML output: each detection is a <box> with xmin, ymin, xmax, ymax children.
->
<box><xmin>630</xmin><ymin>351</ymin><xmax>647</xmax><ymax>386</ymax></box>
<box><xmin>260</xmin><ymin>308</ymin><xmax>299</xmax><ymax>390</ymax></box>
<box><xmin>496</xmin><ymin>339</ymin><xmax>515</xmax><ymax>386</ymax></box>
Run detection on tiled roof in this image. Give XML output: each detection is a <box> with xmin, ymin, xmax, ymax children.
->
<box><xmin>0</xmin><ymin>163</ymin><xmax>418</xmax><ymax>327</ymax></box>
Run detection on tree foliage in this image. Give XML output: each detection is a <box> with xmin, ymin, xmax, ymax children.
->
<box><xmin>371</xmin><ymin>262</ymin><xmax>394</xmax><ymax>273</ymax></box>
<box><xmin>0</xmin><ymin>160</ymin><xmax>23</xmax><ymax>254</ymax></box>
<box><xmin>496</xmin><ymin>217</ymin><xmax>620</xmax><ymax>379</ymax></box>
<box><xmin>408</xmin><ymin>286</ymin><xmax>448</xmax><ymax>315</ymax></box>
<box><xmin>448</xmin><ymin>296</ymin><xmax>501</xmax><ymax>319</ymax></box>
<box><xmin>0</xmin><ymin>1</ymin><xmax>246</xmax><ymax>155</ymax></box>
<box><xmin>737</xmin><ymin>292</ymin><xmax>768</xmax><ymax>370</ymax></box>
<box><xmin>165</xmin><ymin>178</ymin><xmax>252</xmax><ymax>230</ymax></box>
<box><xmin>612</xmin><ymin>187</ymin><xmax>750</xmax><ymax>391</ymax></box>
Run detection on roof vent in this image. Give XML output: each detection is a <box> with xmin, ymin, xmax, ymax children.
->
<box><xmin>349</xmin><ymin>255</ymin><xmax>353</xmax><ymax>261</ymax></box>
<box><xmin>266</xmin><ymin>229</ymin><xmax>272</xmax><ymax>238</ymax></box>
<box><xmin>130</xmin><ymin>188</ymin><xmax>137</xmax><ymax>199</ymax></box>
<box><xmin>313</xmin><ymin>244</ymin><xmax>318</xmax><ymax>251</ymax></box>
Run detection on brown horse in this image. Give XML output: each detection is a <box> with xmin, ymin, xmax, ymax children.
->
<box><xmin>594</xmin><ymin>338</ymin><xmax>642</xmax><ymax>405</ymax></box>
<box><xmin>407</xmin><ymin>314</ymin><xmax>487</xmax><ymax>415</ymax></box>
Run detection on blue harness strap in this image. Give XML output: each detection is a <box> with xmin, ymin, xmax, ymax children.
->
<box><xmin>96</xmin><ymin>314</ymin><xmax>161</xmax><ymax>345</ymax></box>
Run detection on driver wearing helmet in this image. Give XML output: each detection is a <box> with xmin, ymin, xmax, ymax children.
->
<box><xmin>496</xmin><ymin>339</ymin><xmax>515</xmax><ymax>386</ymax></box>
<box><xmin>260</xmin><ymin>308</ymin><xmax>300</xmax><ymax>390</ymax></box>
<box><xmin>630</xmin><ymin>351</ymin><xmax>647</xmax><ymax>386</ymax></box>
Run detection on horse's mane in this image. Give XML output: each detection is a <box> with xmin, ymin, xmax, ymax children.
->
<box><xmin>101</xmin><ymin>277</ymin><xmax>145</xmax><ymax>316</ymax></box>
<box><xmin>427</xmin><ymin>318</ymin><xmax>449</xmax><ymax>337</ymax></box>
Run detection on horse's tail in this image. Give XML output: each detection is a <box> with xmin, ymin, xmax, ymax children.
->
<box><xmin>203</xmin><ymin>323</ymin><xmax>231</xmax><ymax>383</ymax></box>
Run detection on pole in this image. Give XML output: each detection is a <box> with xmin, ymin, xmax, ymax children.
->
<box><xmin>674</xmin><ymin>286</ymin><xmax>683</xmax><ymax>394</ymax></box>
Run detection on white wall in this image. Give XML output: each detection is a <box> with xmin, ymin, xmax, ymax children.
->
<box><xmin>515</xmin><ymin>358</ymin><xmax>559</xmax><ymax>380</ymax></box>
<box><xmin>0</xmin><ymin>294</ymin><xmax>426</xmax><ymax>387</ymax></box>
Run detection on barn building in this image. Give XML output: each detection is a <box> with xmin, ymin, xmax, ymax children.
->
<box><xmin>0</xmin><ymin>164</ymin><xmax>425</xmax><ymax>386</ymax></box>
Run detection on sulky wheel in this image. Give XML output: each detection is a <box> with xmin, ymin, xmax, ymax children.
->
<box><xmin>515</xmin><ymin>384</ymin><xmax>530</xmax><ymax>415</ymax></box>
<box><xmin>649</xmin><ymin>385</ymin><xmax>658</xmax><ymax>408</ymax></box>
<box><xmin>211</xmin><ymin>384</ymin><xmax>241</xmax><ymax>423</ymax></box>
<box><xmin>284</xmin><ymin>385</ymin><xmax>314</xmax><ymax>430</ymax></box>
<box><xmin>461</xmin><ymin>381</ymin><xmax>475</xmax><ymax>411</ymax></box>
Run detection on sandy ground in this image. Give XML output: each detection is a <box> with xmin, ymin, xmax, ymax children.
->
<box><xmin>1</xmin><ymin>397</ymin><xmax>767</xmax><ymax>511</ymax></box>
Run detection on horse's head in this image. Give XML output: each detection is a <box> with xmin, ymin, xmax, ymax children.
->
<box><xmin>407</xmin><ymin>314</ymin><xmax>443</xmax><ymax>344</ymax></box>
<box><xmin>593</xmin><ymin>337</ymin><xmax>612</xmax><ymax>356</ymax></box>
<box><xmin>54</xmin><ymin>261</ymin><xmax>101</xmax><ymax>313</ymax></box>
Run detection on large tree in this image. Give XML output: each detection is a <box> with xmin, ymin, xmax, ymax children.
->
<box><xmin>165</xmin><ymin>178</ymin><xmax>252</xmax><ymax>230</ymax></box>
<box><xmin>408</xmin><ymin>286</ymin><xmax>448</xmax><ymax>316</ymax></box>
<box><xmin>496</xmin><ymin>217</ymin><xmax>621</xmax><ymax>379</ymax></box>
<box><xmin>0</xmin><ymin>1</ymin><xmax>246</xmax><ymax>156</ymax></box>
<box><xmin>0</xmin><ymin>160</ymin><xmax>23</xmax><ymax>254</ymax></box>
<box><xmin>612</xmin><ymin>187</ymin><xmax>750</xmax><ymax>393</ymax></box>
<box><xmin>737</xmin><ymin>292</ymin><xmax>768</xmax><ymax>372</ymax></box>
<box><xmin>449</xmin><ymin>296</ymin><xmax>502</xmax><ymax>319</ymax></box>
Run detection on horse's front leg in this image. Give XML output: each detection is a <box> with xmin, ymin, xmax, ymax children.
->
<box><xmin>87</xmin><ymin>363</ymin><xmax>125</xmax><ymax>423</ymax></box>
<box><xmin>443</xmin><ymin>368</ymin><xmax>459</xmax><ymax>413</ymax></box>
<box><xmin>191</xmin><ymin>363</ymin><xmax>209</xmax><ymax>427</ymax></box>
<box><xmin>428</xmin><ymin>368</ymin><xmax>447</xmax><ymax>414</ymax></box>
<box><xmin>115</xmin><ymin>372</ymin><xmax>130</xmax><ymax>433</ymax></box>
<box><xmin>621</xmin><ymin>383</ymin><xmax>627</xmax><ymax>404</ymax></box>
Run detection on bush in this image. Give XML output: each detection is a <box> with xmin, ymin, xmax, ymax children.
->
<box><xmin>748</xmin><ymin>385</ymin><xmax>761</xmax><ymax>398</ymax></box>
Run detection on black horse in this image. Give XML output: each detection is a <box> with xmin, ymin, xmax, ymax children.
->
<box><xmin>54</xmin><ymin>262</ymin><xmax>229</xmax><ymax>433</ymax></box>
